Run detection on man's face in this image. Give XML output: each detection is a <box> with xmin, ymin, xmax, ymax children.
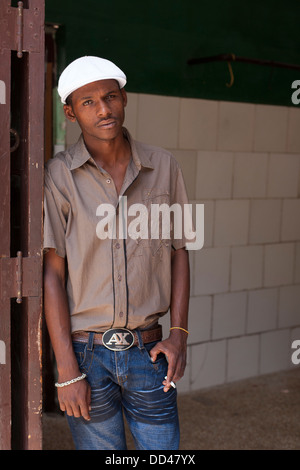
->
<box><xmin>64</xmin><ymin>79</ymin><xmax>127</xmax><ymax>143</ymax></box>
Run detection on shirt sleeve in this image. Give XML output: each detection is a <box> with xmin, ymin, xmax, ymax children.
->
<box><xmin>43</xmin><ymin>165</ymin><xmax>70</xmax><ymax>258</ymax></box>
<box><xmin>170</xmin><ymin>164</ymin><xmax>196</xmax><ymax>251</ymax></box>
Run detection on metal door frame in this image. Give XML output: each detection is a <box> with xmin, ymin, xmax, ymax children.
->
<box><xmin>0</xmin><ymin>0</ymin><xmax>44</xmax><ymax>450</ymax></box>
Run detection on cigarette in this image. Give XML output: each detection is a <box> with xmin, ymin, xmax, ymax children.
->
<box><xmin>164</xmin><ymin>376</ymin><xmax>176</xmax><ymax>389</ymax></box>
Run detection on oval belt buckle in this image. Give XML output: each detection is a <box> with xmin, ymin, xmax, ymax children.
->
<box><xmin>102</xmin><ymin>328</ymin><xmax>135</xmax><ymax>351</ymax></box>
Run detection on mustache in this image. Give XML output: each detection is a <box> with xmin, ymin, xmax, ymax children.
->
<box><xmin>95</xmin><ymin>117</ymin><xmax>116</xmax><ymax>126</ymax></box>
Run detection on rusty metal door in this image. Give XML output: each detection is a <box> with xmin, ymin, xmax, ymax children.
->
<box><xmin>0</xmin><ymin>0</ymin><xmax>44</xmax><ymax>450</ymax></box>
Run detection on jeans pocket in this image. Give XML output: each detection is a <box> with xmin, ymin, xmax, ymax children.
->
<box><xmin>72</xmin><ymin>342</ymin><xmax>93</xmax><ymax>373</ymax></box>
<box><xmin>144</xmin><ymin>341</ymin><xmax>167</xmax><ymax>368</ymax></box>
<box><xmin>138</xmin><ymin>342</ymin><xmax>168</xmax><ymax>390</ymax></box>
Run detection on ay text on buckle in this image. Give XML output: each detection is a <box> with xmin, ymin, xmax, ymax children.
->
<box><xmin>102</xmin><ymin>328</ymin><xmax>135</xmax><ymax>351</ymax></box>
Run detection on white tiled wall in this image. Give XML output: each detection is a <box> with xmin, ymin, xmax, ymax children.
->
<box><xmin>65</xmin><ymin>92</ymin><xmax>300</xmax><ymax>393</ymax></box>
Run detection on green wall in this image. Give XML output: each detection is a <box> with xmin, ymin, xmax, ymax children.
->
<box><xmin>46</xmin><ymin>0</ymin><xmax>300</xmax><ymax>106</ymax></box>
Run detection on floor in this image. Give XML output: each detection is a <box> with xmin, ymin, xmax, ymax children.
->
<box><xmin>42</xmin><ymin>368</ymin><xmax>300</xmax><ymax>450</ymax></box>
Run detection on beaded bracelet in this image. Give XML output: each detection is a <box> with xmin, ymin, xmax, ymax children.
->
<box><xmin>170</xmin><ymin>326</ymin><xmax>189</xmax><ymax>335</ymax></box>
<box><xmin>55</xmin><ymin>372</ymin><xmax>87</xmax><ymax>388</ymax></box>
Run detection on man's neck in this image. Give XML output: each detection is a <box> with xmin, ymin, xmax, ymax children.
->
<box><xmin>83</xmin><ymin>131</ymin><xmax>131</xmax><ymax>169</ymax></box>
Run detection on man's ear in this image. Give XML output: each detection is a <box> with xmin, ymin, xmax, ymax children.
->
<box><xmin>121</xmin><ymin>88</ymin><xmax>127</xmax><ymax>107</ymax></box>
<box><xmin>63</xmin><ymin>104</ymin><xmax>77</xmax><ymax>122</ymax></box>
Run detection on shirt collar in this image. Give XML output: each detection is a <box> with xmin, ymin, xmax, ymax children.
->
<box><xmin>69</xmin><ymin>127</ymin><xmax>154</xmax><ymax>171</ymax></box>
<box><xmin>69</xmin><ymin>135</ymin><xmax>92</xmax><ymax>170</ymax></box>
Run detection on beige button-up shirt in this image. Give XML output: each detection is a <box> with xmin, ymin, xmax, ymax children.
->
<box><xmin>44</xmin><ymin>128</ymin><xmax>190</xmax><ymax>333</ymax></box>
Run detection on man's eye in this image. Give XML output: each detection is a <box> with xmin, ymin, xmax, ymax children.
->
<box><xmin>107</xmin><ymin>94</ymin><xmax>116</xmax><ymax>100</ymax></box>
<box><xmin>83</xmin><ymin>100</ymin><xmax>93</xmax><ymax>106</ymax></box>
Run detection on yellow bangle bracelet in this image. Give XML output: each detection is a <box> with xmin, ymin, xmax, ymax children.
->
<box><xmin>170</xmin><ymin>326</ymin><xmax>189</xmax><ymax>335</ymax></box>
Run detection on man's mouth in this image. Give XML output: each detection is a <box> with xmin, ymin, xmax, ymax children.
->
<box><xmin>97</xmin><ymin>119</ymin><xmax>116</xmax><ymax>129</ymax></box>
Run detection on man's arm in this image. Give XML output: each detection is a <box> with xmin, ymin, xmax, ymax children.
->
<box><xmin>150</xmin><ymin>247</ymin><xmax>190</xmax><ymax>392</ymax></box>
<box><xmin>44</xmin><ymin>248</ymin><xmax>91</xmax><ymax>420</ymax></box>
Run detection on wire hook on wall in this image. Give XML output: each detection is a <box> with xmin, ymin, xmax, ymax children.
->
<box><xmin>187</xmin><ymin>53</ymin><xmax>300</xmax><ymax>90</ymax></box>
<box><xmin>226</xmin><ymin>53</ymin><xmax>235</xmax><ymax>87</ymax></box>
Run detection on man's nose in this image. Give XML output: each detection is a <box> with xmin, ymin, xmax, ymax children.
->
<box><xmin>96</xmin><ymin>99</ymin><xmax>111</xmax><ymax>118</ymax></box>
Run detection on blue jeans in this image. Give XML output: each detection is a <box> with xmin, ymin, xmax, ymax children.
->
<box><xmin>66</xmin><ymin>331</ymin><xmax>180</xmax><ymax>450</ymax></box>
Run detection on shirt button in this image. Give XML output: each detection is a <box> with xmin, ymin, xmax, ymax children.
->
<box><xmin>106</xmin><ymin>178</ymin><xmax>111</xmax><ymax>184</ymax></box>
<box><xmin>119</xmin><ymin>311</ymin><xmax>124</xmax><ymax>317</ymax></box>
<box><xmin>118</xmin><ymin>274</ymin><xmax>122</xmax><ymax>281</ymax></box>
<box><xmin>115</xmin><ymin>242</ymin><xmax>120</xmax><ymax>249</ymax></box>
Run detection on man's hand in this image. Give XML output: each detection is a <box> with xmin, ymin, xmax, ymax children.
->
<box><xmin>149</xmin><ymin>329</ymin><xmax>188</xmax><ymax>392</ymax></box>
<box><xmin>57</xmin><ymin>377</ymin><xmax>92</xmax><ymax>421</ymax></box>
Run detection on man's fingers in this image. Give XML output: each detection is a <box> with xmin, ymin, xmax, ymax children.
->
<box><xmin>87</xmin><ymin>383</ymin><xmax>92</xmax><ymax>411</ymax></box>
<box><xmin>80</xmin><ymin>384</ymin><xmax>92</xmax><ymax>421</ymax></box>
<box><xmin>64</xmin><ymin>403</ymin><xmax>74</xmax><ymax>417</ymax></box>
<box><xmin>172</xmin><ymin>354</ymin><xmax>186</xmax><ymax>383</ymax></box>
<box><xmin>58</xmin><ymin>381</ymin><xmax>91</xmax><ymax>421</ymax></box>
<box><xmin>59</xmin><ymin>401</ymin><xmax>66</xmax><ymax>413</ymax></box>
<box><xmin>72</xmin><ymin>404</ymin><xmax>82</xmax><ymax>418</ymax></box>
<box><xmin>163</xmin><ymin>376</ymin><xmax>176</xmax><ymax>392</ymax></box>
<box><xmin>163</xmin><ymin>350</ymin><xmax>187</xmax><ymax>392</ymax></box>
<box><xmin>61</xmin><ymin>400</ymin><xmax>91</xmax><ymax>421</ymax></box>
<box><xmin>79</xmin><ymin>403</ymin><xmax>91</xmax><ymax>421</ymax></box>
<box><xmin>163</xmin><ymin>357</ymin><xmax>177</xmax><ymax>392</ymax></box>
<box><xmin>149</xmin><ymin>341</ymin><xmax>164</xmax><ymax>362</ymax></box>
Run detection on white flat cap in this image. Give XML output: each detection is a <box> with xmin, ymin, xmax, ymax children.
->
<box><xmin>58</xmin><ymin>56</ymin><xmax>127</xmax><ymax>104</ymax></box>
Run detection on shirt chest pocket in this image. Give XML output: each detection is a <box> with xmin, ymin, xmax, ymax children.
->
<box><xmin>129</xmin><ymin>188</ymin><xmax>171</xmax><ymax>257</ymax></box>
<box><xmin>143</xmin><ymin>188</ymin><xmax>170</xmax><ymax>203</ymax></box>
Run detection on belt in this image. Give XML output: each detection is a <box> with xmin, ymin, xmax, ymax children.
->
<box><xmin>72</xmin><ymin>325</ymin><xmax>162</xmax><ymax>351</ymax></box>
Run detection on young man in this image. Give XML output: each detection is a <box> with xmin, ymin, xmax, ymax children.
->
<box><xmin>43</xmin><ymin>56</ymin><xmax>190</xmax><ymax>450</ymax></box>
